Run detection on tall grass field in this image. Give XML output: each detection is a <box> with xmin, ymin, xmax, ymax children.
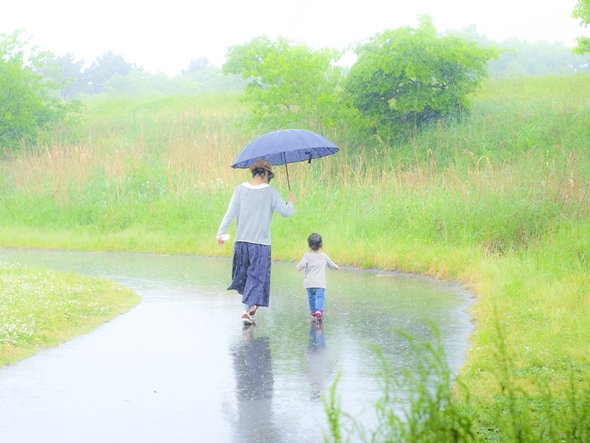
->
<box><xmin>1</xmin><ymin>75</ymin><xmax>590</xmax><ymax>441</ymax></box>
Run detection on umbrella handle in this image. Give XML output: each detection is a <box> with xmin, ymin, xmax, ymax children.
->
<box><xmin>285</xmin><ymin>162</ymin><xmax>291</xmax><ymax>192</ymax></box>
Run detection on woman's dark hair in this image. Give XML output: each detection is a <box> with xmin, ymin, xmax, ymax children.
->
<box><xmin>252</xmin><ymin>167</ymin><xmax>272</xmax><ymax>183</ymax></box>
<box><xmin>307</xmin><ymin>233</ymin><xmax>323</xmax><ymax>251</ymax></box>
<box><xmin>252</xmin><ymin>167</ymin><xmax>266</xmax><ymax>177</ymax></box>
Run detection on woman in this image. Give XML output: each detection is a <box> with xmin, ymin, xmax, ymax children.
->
<box><xmin>217</xmin><ymin>158</ymin><xmax>296</xmax><ymax>324</ymax></box>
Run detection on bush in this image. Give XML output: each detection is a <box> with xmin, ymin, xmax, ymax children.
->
<box><xmin>0</xmin><ymin>29</ymin><xmax>79</xmax><ymax>152</ymax></box>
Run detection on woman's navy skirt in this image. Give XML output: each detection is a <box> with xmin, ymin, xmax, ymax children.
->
<box><xmin>228</xmin><ymin>242</ymin><xmax>272</xmax><ymax>308</ymax></box>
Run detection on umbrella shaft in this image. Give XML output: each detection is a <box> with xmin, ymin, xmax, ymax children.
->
<box><xmin>285</xmin><ymin>162</ymin><xmax>291</xmax><ymax>191</ymax></box>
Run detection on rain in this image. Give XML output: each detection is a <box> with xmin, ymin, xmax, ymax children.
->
<box><xmin>1</xmin><ymin>0</ymin><xmax>589</xmax><ymax>441</ymax></box>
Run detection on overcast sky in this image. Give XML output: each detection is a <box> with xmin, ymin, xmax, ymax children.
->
<box><xmin>1</xmin><ymin>0</ymin><xmax>585</xmax><ymax>76</ymax></box>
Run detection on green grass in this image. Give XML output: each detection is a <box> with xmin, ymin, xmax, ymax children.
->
<box><xmin>1</xmin><ymin>75</ymin><xmax>590</xmax><ymax>439</ymax></box>
<box><xmin>0</xmin><ymin>261</ymin><xmax>141</xmax><ymax>367</ymax></box>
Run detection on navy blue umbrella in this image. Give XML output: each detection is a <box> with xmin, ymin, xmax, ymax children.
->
<box><xmin>231</xmin><ymin>129</ymin><xmax>339</xmax><ymax>190</ymax></box>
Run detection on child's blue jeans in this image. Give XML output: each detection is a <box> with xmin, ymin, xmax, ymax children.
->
<box><xmin>306</xmin><ymin>287</ymin><xmax>325</xmax><ymax>312</ymax></box>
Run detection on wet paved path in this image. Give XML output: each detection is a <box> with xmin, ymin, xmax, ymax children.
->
<box><xmin>0</xmin><ymin>249</ymin><xmax>473</xmax><ymax>443</ymax></box>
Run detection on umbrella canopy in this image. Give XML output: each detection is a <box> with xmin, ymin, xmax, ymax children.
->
<box><xmin>231</xmin><ymin>129</ymin><xmax>339</xmax><ymax>169</ymax></box>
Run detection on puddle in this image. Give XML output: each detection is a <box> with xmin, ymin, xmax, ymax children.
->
<box><xmin>0</xmin><ymin>249</ymin><xmax>473</xmax><ymax>442</ymax></box>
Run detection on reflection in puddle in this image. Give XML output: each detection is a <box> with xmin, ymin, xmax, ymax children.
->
<box><xmin>232</xmin><ymin>324</ymin><xmax>278</xmax><ymax>443</ymax></box>
<box><xmin>306</xmin><ymin>321</ymin><xmax>327</xmax><ymax>401</ymax></box>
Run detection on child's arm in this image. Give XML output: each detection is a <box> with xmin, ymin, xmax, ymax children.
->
<box><xmin>326</xmin><ymin>255</ymin><xmax>338</xmax><ymax>270</ymax></box>
<box><xmin>296</xmin><ymin>254</ymin><xmax>307</xmax><ymax>271</ymax></box>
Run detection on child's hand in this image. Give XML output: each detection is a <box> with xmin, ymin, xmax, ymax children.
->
<box><xmin>335</xmin><ymin>265</ymin><xmax>339</xmax><ymax>270</ymax></box>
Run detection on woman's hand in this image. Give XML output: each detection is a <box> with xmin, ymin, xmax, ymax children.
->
<box><xmin>288</xmin><ymin>192</ymin><xmax>296</xmax><ymax>204</ymax></box>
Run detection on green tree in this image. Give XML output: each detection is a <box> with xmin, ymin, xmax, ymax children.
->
<box><xmin>83</xmin><ymin>50</ymin><xmax>142</xmax><ymax>94</ymax></box>
<box><xmin>345</xmin><ymin>15</ymin><xmax>499</xmax><ymax>143</ymax></box>
<box><xmin>181</xmin><ymin>56</ymin><xmax>209</xmax><ymax>75</ymax></box>
<box><xmin>0</xmin><ymin>29</ymin><xmax>77</xmax><ymax>150</ymax></box>
<box><xmin>222</xmin><ymin>36</ymin><xmax>343</xmax><ymax>133</ymax></box>
<box><xmin>573</xmin><ymin>0</ymin><xmax>590</xmax><ymax>54</ymax></box>
<box><xmin>49</xmin><ymin>52</ymin><xmax>86</xmax><ymax>99</ymax></box>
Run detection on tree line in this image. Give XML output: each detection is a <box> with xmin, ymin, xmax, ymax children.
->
<box><xmin>50</xmin><ymin>53</ymin><xmax>244</xmax><ymax>99</ymax></box>
<box><xmin>2</xmin><ymin>2</ymin><xmax>590</xmax><ymax>151</ymax></box>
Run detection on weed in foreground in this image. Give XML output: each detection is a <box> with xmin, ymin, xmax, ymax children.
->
<box><xmin>323</xmin><ymin>322</ymin><xmax>590</xmax><ymax>443</ymax></box>
<box><xmin>323</xmin><ymin>324</ymin><xmax>476</xmax><ymax>443</ymax></box>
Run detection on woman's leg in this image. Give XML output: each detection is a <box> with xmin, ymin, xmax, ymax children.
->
<box><xmin>229</xmin><ymin>243</ymin><xmax>264</xmax><ymax>323</ymax></box>
<box><xmin>228</xmin><ymin>242</ymin><xmax>249</xmax><ymax>295</ymax></box>
<box><xmin>242</xmin><ymin>244</ymin><xmax>272</xmax><ymax>308</ymax></box>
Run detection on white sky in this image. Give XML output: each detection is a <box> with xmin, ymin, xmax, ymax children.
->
<box><xmin>1</xmin><ymin>0</ymin><xmax>585</xmax><ymax>76</ymax></box>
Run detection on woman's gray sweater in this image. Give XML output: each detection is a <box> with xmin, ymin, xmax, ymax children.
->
<box><xmin>217</xmin><ymin>183</ymin><xmax>294</xmax><ymax>245</ymax></box>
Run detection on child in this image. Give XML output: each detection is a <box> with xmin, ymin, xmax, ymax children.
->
<box><xmin>296</xmin><ymin>233</ymin><xmax>338</xmax><ymax>321</ymax></box>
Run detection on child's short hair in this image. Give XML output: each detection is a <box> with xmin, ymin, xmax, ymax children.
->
<box><xmin>308</xmin><ymin>233</ymin><xmax>323</xmax><ymax>251</ymax></box>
